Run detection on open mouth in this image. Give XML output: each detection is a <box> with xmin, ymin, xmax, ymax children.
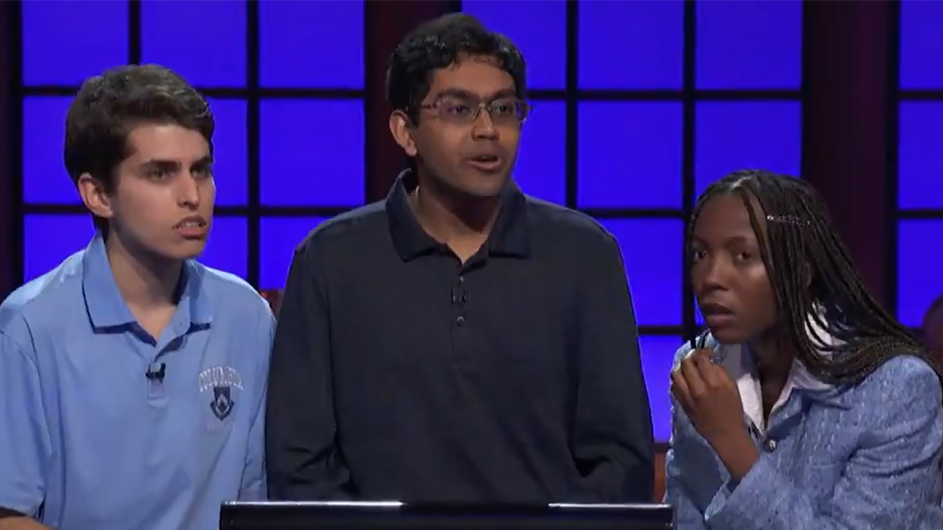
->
<box><xmin>466</xmin><ymin>154</ymin><xmax>502</xmax><ymax>171</ymax></box>
<box><xmin>700</xmin><ymin>303</ymin><xmax>736</xmax><ymax>327</ymax></box>
<box><xmin>174</xmin><ymin>218</ymin><xmax>208</xmax><ymax>238</ymax></box>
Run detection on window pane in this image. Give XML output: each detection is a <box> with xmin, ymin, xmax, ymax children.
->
<box><xmin>640</xmin><ymin>335</ymin><xmax>683</xmax><ymax>443</ymax></box>
<box><xmin>696</xmin><ymin>0</ymin><xmax>802</xmax><ymax>89</ymax></box>
<box><xmin>599</xmin><ymin>219</ymin><xmax>683</xmax><ymax>327</ymax></box>
<box><xmin>695</xmin><ymin>102</ymin><xmax>801</xmax><ymax>195</ymax></box>
<box><xmin>579</xmin><ymin>102</ymin><xmax>683</xmax><ymax>209</ymax></box>
<box><xmin>898</xmin><ymin>103</ymin><xmax>943</xmax><ymax>209</ymax></box>
<box><xmin>260</xmin><ymin>99</ymin><xmax>364</xmax><ymax>206</ymax></box>
<box><xmin>463</xmin><ymin>0</ymin><xmax>566</xmax><ymax>90</ymax></box>
<box><xmin>23</xmin><ymin>97</ymin><xmax>77</xmax><ymax>205</ymax></box>
<box><xmin>260</xmin><ymin>0</ymin><xmax>364</xmax><ymax>88</ymax></box>
<box><xmin>579</xmin><ymin>1</ymin><xmax>683</xmax><ymax>89</ymax></box>
<box><xmin>260</xmin><ymin>217</ymin><xmax>327</xmax><ymax>290</ymax></box>
<box><xmin>898</xmin><ymin>220</ymin><xmax>943</xmax><ymax>327</ymax></box>
<box><xmin>22</xmin><ymin>1</ymin><xmax>128</xmax><ymax>86</ymax></box>
<box><xmin>200</xmin><ymin>216</ymin><xmax>248</xmax><ymax>280</ymax></box>
<box><xmin>901</xmin><ymin>1</ymin><xmax>943</xmax><ymax>89</ymax></box>
<box><xmin>24</xmin><ymin>215</ymin><xmax>95</xmax><ymax>282</ymax></box>
<box><xmin>515</xmin><ymin>101</ymin><xmax>565</xmax><ymax>205</ymax></box>
<box><xmin>207</xmin><ymin>98</ymin><xmax>248</xmax><ymax>206</ymax></box>
<box><xmin>141</xmin><ymin>0</ymin><xmax>246</xmax><ymax>87</ymax></box>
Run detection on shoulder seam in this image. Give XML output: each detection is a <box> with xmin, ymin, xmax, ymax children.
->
<box><xmin>0</xmin><ymin>328</ymin><xmax>38</xmax><ymax>370</ymax></box>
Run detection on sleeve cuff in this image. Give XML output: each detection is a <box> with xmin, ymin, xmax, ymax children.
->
<box><xmin>238</xmin><ymin>487</ymin><xmax>263</xmax><ymax>501</ymax></box>
<box><xmin>704</xmin><ymin>455</ymin><xmax>785</xmax><ymax>528</ymax></box>
<box><xmin>0</xmin><ymin>492</ymin><xmax>42</xmax><ymax>519</ymax></box>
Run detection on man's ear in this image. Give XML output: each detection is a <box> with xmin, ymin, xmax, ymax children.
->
<box><xmin>77</xmin><ymin>173</ymin><xmax>115</xmax><ymax>221</ymax></box>
<box><xmin>389</xmin><ymin>110</ymin><xmax>418</xmax><ymax>157</ymax></box>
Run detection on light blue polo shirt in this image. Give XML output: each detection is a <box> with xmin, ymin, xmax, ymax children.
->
<box><xmin>0</xmin><ymin>234</ymin><xmax>274</xmax><ymax>530</ymax></box>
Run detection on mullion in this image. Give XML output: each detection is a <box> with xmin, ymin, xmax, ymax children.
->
<box><xmin>20</xmin><ymin>204</ymin><xmax>354</xmax><ymax>217</ymax></box>
<box><xmin>680</xmin><ymin>0</ymin><xmax>697</xmax><ymax>340</ymax></box>
<box><xmin>246</xmin><ymin>0</ymin><xmax>261</xmax><ymax>289</ymax></box>
<box><xmin>20</xmin><ymin>85</ymin><xmax>799</xmax><ymax>102</ymax></box>
<box><xmin>886</xmin><ymin>0</ymin><xmax>902</xmax><ymax>316</ymax></box>
<box><xmin>10</xmin><ymin>0</ymin><xmax>25</xmax><ymax>287</ymax></box>
<box><xmin>564</xmin><ymin>0</ymin><xmax>579</xmax><ymax>209</ymax></box>
<box><xmin>128</xmin><ymin>0</ymin><xmax>141</xmax><ymax>64</ymax></box>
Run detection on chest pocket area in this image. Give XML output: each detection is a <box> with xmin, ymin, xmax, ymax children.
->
<box><xmin>197</xmin><ymin>365</ymin><xmax>247</xmax><ymax>435</ymax></box>
<box><xmin>475</xmin><ymin>285</ymin><xmax>570</xmax><ymax>398</ymax></box>
<box><xmin>202</xmin><ymin>386</ymin><xmax>239</xmax><ymax>433</ymax></box>
<box><xmin>789</xmin><ymin>426</ymin><xmax>850</xmax><ymax>509</ymax></box>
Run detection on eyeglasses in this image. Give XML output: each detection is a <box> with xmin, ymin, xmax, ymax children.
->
<box><xmin>415</xmin><ymin>96</ymin><xmax>530</xmax><ymax>126</ymax></box>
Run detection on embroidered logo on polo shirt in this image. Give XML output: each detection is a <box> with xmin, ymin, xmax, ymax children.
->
<box><xmin>198</xmin><ymin>365</ymin><xmax>244</xmax><ymax>421</ymax></box>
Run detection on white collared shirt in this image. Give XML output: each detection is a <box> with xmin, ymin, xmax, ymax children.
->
<box><xmin>718</xmin><ymin>344</ymin><xmax>830</xmax><ymax>433</ymax></box>
<box><xmin>706</xmin><ymin>316</ymin><xmax>836</xmax><ymax>433</ymax></box>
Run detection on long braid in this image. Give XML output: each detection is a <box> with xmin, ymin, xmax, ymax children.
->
<box><xmin>688</xmin><ymin>169</ymin><xmax>938</xmax><ymax>386</ymax></box>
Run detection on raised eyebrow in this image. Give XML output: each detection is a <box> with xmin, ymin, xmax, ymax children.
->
<box><xmin>139</xmin><ymin>159</ymin><xmax>181</xmax><ymax>171</ymax></box>
<box><xmin>433</xmin><ymin>88</ymin><xmax>478</xmax><ymax>101</ymax></box>
<box><xmin>690</xmin><ymin>234</ymin><xmax>758</xmax><ymax>247</ymax></box>
<box><xmin>435</xmin><ymin>88</ymin><xmax>517</xmax><ymax>102</ymax></box>
<box><xmin>487</xmin><ymin>89</ymin><xmax>518</xmax><ymax>100</ymax></box>
<box><xmin>725</xmin><ymin>235</ymin><xmax>754</xmax><ymax>245</ymax></box>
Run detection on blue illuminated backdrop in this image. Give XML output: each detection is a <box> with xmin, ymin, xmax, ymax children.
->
<box><xmin>18</xmin><ymin>0</ymin><xmax>364</xmax><ymax>290</ymax></box>
<box><xmin>463</xmin><ymin>0</ymin><xmax>803</xmax><ymax>441</ymax></box>
<box><xmin>897</xmin><ymin>0</ymin><xmax>943</xmax><ymax>330</ymax></box>
<box><xmin>18</xmin><ymin>0</ymin><xmax>803</xmax><ymax>442</ymax></box>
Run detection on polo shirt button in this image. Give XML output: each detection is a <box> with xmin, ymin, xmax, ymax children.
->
<box><xmin>456</xmin><ymin>316</ymin><xmax>465</xmax><ymax>326</ymax></box>
<box><xmin>765</xmin><ymin>439</ymin><xmax>777</xmax><ymax>451</ymax></box>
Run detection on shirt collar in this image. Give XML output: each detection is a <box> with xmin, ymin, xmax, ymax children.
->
<box><xmin>712</xmin><ymin>312</ymin><xmax>844</xmax><ymax>431</ymax></box>
<box><xmin>385</xmin><ymin>169</ymin><xmax>531</xmax><ymax>262</ymax></box>
<box><xmin>81</xmin><ymin>233</ymin><xmax>213</xmax><ymax>330</ymax></box>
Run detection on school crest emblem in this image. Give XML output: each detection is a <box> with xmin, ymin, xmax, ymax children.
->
<box><xmin>199</xmin><ymin>365</ymin><xmax>244</xmax><ymax>422</ymax></box>
<box><xmin>210</xmin><ymin>386</ymin><xmax>234</xmax><ymax>420</ymax></box>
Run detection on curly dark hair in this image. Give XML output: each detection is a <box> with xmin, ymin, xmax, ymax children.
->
<box><xmin>64</xmin><ymin>64</ymin><xmax>213</xmax><ymax>230</ymax></box>
<box><xmin>385</xmin><ymin>12</ymin><xmax>526</xmax><ymax>124</ymax></box>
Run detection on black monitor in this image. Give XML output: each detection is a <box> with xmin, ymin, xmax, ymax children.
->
<box><xmin>220</xmin><ymin>501</ymin><xmax>674</xmax><ymax>530</ymax></box>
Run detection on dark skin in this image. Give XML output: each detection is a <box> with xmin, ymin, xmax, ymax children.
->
<box><xmin>388</xmin><ymin>55</ymin><xmax>522</xmax><ymax>263</ymax></box>
<box><xmin>671</xmin><ymin>192</ymin><xmax>800</xmax><ymax>481</ymax></box>
<box><xmin>924</xmin><ymin>303</ymin><xmax>943</xmax><ymax>366</ymax></box>
<box><xmin>671</xmin><ymin>350</ymin><xmax>760</xmax><ymax>480</ymax></box>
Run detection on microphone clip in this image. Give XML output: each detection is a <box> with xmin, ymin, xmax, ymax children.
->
<box><xmin>145</xmin><ymin>362</ymin><xmax>167</xmax><ymax>383</ymax></box>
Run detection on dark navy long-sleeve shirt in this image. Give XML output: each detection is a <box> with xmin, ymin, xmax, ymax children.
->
<box><xmin>265</xmin><ymin>170</ymin><xmax>654</xmax><ymax>503</ymax></box>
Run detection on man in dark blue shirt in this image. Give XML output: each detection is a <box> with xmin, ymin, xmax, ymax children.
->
<box><xmin>265</xmin><ymin>13</ymin><xmax>654</xmax><ymax>504</ymax></box>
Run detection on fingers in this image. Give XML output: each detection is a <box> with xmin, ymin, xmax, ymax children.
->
<box><xmin>692</xmin><ymin>352</ymin><xmax>725</xmax><ymax>387</ymax></box>
<box><xmin>671</xmin><ymin>353</ymin><xmax>707</xmax><ymax>413</ymax></box>
<box><xmin>689</xmin><ymin>348</ymin><xmax>715</xmax><ymax>361</ymax></box>
<box><xmin>693</xmin><ymin>351</ymin><xmax>742</xmax><ymax>392</ymax></box>
<box><xmin>679</xmin><ymin>355</ymin><xmax>707</xmax><ymax>397</ymax></box>
<box><xmin>672</xmin><ymin>347</ymin><xmax>736</xmax><ymax>410</ymax></box>
<box><xmin>670</xmin><ymin>367</ymin><xmax>689</xmax><ymax>404</ymax></box>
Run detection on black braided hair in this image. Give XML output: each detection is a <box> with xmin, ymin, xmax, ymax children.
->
<box><xmin>688</xmin><ymin>169</ymin><xmax>939</xmax><ymax>386</ymax></box>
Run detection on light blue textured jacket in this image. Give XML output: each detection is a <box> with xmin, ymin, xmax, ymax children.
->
<box><xmin>665</xmin><ymin>334</ymin><xmax>943</xmax><ymax>530</ymax></box>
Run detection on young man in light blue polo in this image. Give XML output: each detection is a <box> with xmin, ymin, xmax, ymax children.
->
<box><xmin>0</xmin><ymin>64</ymin><xmax>274</xmax><ymax>530</ymax></box>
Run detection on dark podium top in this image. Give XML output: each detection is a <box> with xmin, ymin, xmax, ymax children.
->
<box><xmin>220</xmin><ymin>501</ymin><xmax>673</xmax><ymax>530</ymax></box>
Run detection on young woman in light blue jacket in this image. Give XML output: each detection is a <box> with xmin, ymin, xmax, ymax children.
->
<box><xmin>666</xmin><ymin>169</ymin><xmax>943</xmax><ymax>530</ymax></box>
